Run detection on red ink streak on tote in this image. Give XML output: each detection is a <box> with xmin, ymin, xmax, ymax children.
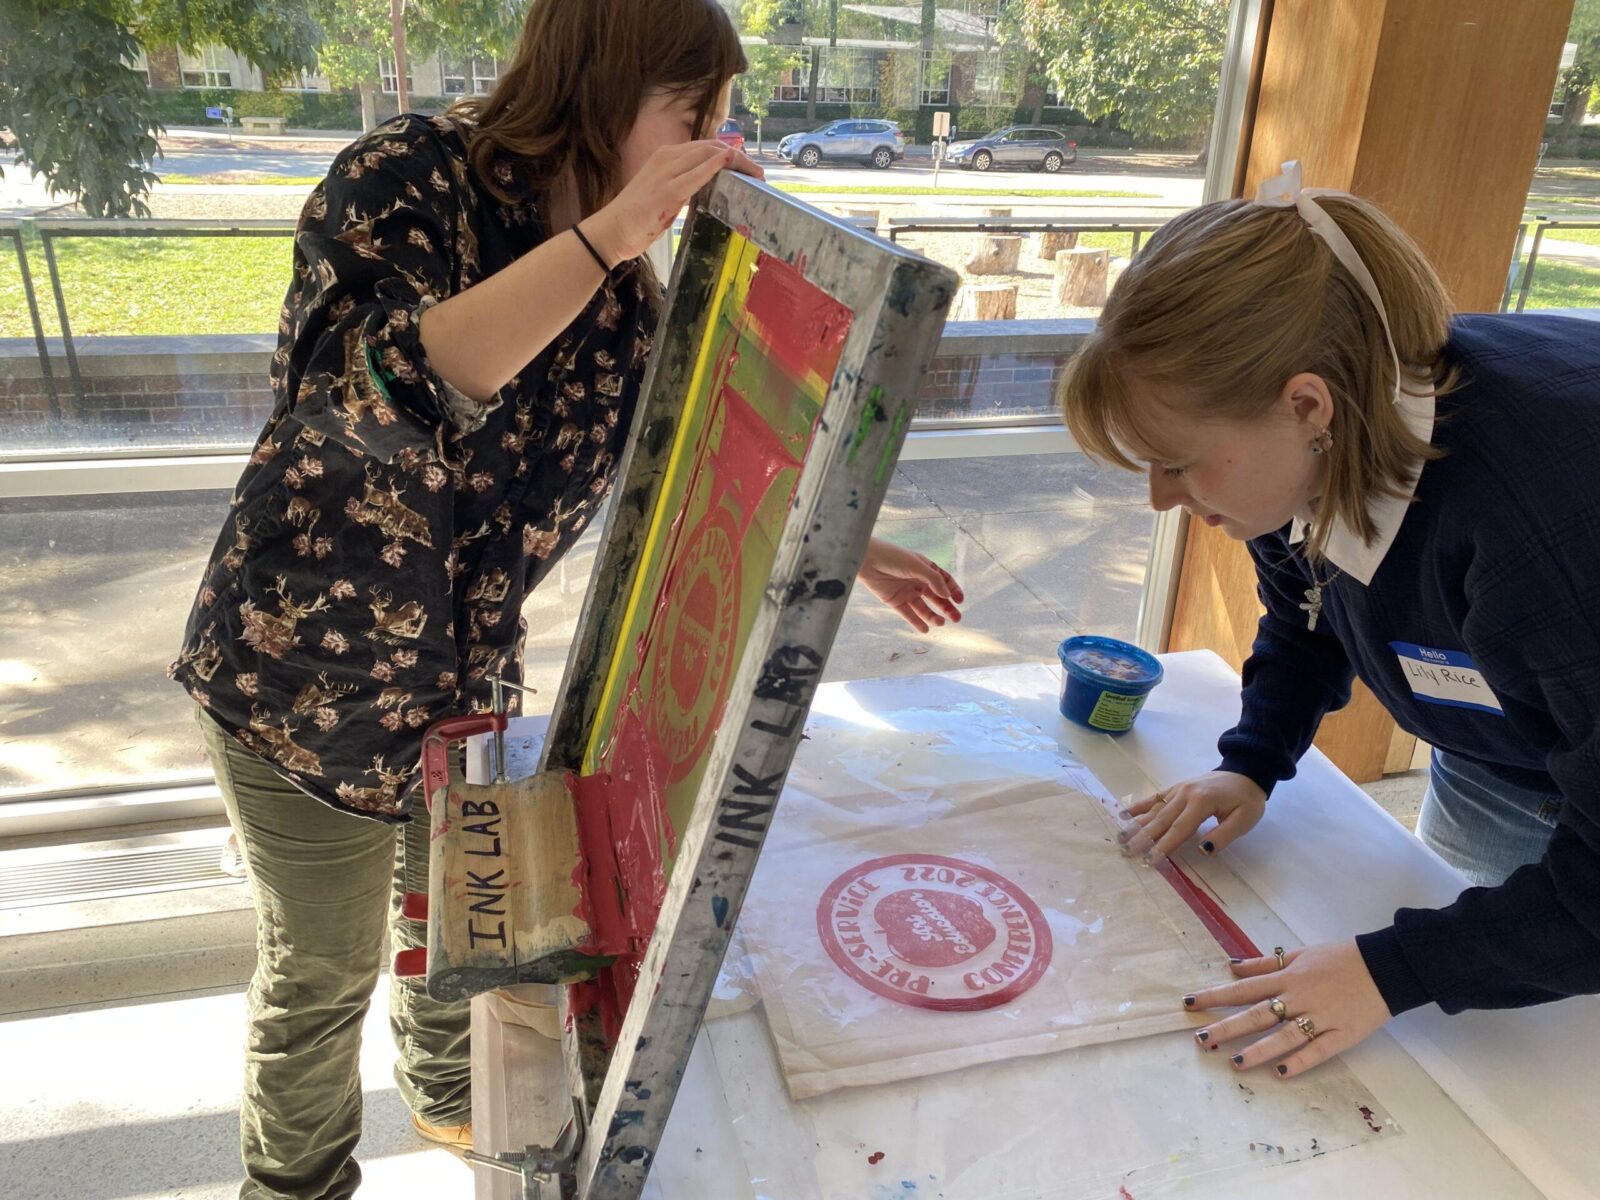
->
<box><xmin>1153</xmin><ymin>858</ymin><xmax>1261</xmax><ymax>960</ymax></box>
<box><xmin>1358</xmin><ymin>1105</ymin><xmax>1383</xmax><ymax>1133</ymax></box>
<box><xmin>868</xmin><ymin>1152</ymin><xmax>886</xmax><ymax>1166</ymax></box>
<box><xmin>1119</xmin><ymin>1187</ymin><xmax>1135</xmax><ymax>1200</ymax></box>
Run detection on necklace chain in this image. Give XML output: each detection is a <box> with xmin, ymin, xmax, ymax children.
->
<box><xmin>1298</xmin><ymin>555</ymin><xmax>1342</xmax><ymax>633</ymax></box>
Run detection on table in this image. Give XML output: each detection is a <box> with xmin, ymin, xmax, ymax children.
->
<box><xmin>472</xmin><ymin>652</ymin><xmax>1600</xmax><ymax>1200</ymax></box>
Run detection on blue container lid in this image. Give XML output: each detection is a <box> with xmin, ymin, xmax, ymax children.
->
<box><xmin>1058</xmin><ymin>636</ymin><xmax>1164</xmax><ymax>691</ymax></box>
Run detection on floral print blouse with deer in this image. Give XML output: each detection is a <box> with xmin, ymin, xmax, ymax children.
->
<box><xmin>171</xmin><ymin>114</ymin><xmax>654</xmax><ymax>822</ymax></box>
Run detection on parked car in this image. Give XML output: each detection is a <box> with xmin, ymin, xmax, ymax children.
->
<box><xmin>778</xmin><ymin>120</ymin><xmax>907</xmax><ymax>169</ymax></box>
<box><xmin>943</xmin><ymin>127</ymin><xmax>1078</xmax><ymax>173</ymax></box>
<box><xmin>715</xmin><ymin>118</ymin><xmax>746</xmax><ymax>153</ymax></box>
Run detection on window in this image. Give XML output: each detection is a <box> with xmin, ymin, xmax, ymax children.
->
<box><xmin>817</xmin><ymin>47</ymin><xmax>881</xmax><ymax>104</ymax></box>
<box><xmin>124</xmin><ymin>48</ymin><xmax>151</xmax><ymax>86</ymax></box>
<box><xmin>0</xmin><ymin>0</ymin><xmax>1258</xmax><ymax>849</ymax></box>
<box><xmin>282</xmin><ymin>70</ymin><xmax>327</xmax><ymax>92</ymax></box>
<box><xmin>920</xmin><ymin>50</ymin><xmax>951</xmax><ymax>106</ymax></box>
<box><xmin>179</xmin><ymin>46</ymin><xmax>233</xmax><ymax>89</ymax></box>
<box><xmin>379</xmin><ymin>57</ymin><xmax>413</xmax><ymax>95</ymax></box>
<box><xmin>774</xmin><ymin>66</ymin><xmax>808</xmax><ymax>102</ymax></box>
<box><xmin>971</xmin><ymin>54</ymin><xmax>1016</xmax><ymax>105</ymax></box>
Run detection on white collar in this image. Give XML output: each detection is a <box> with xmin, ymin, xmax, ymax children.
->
<box><xmin>1288</xmin><ymin>381</ymin><xmax>1437</xmax><ymax>585</ymax></box>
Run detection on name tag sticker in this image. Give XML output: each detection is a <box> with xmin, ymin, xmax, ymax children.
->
<box><xmin>1390</xmin><ymin>642</ymin><xmax>1504</xmax><ymax>715</ymax></box>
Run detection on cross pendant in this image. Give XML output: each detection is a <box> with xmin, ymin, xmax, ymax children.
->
<box><xmin>1300</xmin><ymin>586</ymin><xmax>1323</xmax><ymax>632</ymax></box>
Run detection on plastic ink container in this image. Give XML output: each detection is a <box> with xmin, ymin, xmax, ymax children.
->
<box><xmin>1057</xmin><ymin>636</ymin><xmax>1164</xmax><ymax>735</ymax></box>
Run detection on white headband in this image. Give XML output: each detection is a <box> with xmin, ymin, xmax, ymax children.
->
<box><xmin>1256</xmin><ymin>160</ymin><xmax>1403</xmax><ymax>404</ymax></box>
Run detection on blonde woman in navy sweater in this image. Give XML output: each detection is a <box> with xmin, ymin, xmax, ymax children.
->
<box><xmin>1060</xmin><ymin>162</ymin><xmax>1600</xmax><ymax>1078</ymax></box>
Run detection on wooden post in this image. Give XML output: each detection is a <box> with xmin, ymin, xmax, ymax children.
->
<box><xmin>1166</xmin><ymin>0</ymin><xmax>1575</xmax><ymax>783</ymax></box>
<box><xmin>958</xmin><ymin>283</ymin><xmax>1018</xmax><ymax>320</ymax></box>
<box><xmin>1054</xmin><ymin>247</ymin><xmax>1109</xmax><ymax>307</ymax></box>
<box><xmin>966</xmin><ymin>234</ymin><xmax>1022</xmax><ymax>275</ymax></box>
<box><xmin>1036</xmin><ymin>230</ymin><xmax>1079</xmax><ymax>260</ymax></box>
<box><xmin>846</xmin><ymin>207</ymin><xmax>881</xmax><ymax>229</ymax></box>
<box><xmin>983</xmin><ymin>206</ymin><xmax>1013</xmax><ymax>218</ymax></box>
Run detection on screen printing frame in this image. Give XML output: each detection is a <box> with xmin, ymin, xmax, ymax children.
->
<box><xmin>533</xmin><ymin>171</ymin><xmax>957</xmax><ymax>1198</ymax></box>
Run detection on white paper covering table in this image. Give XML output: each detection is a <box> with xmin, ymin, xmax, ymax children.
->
<box><xmin>471</xmin><ymin>651</ymin><xmax>1600</xmax><ymax>1200</ymax></box>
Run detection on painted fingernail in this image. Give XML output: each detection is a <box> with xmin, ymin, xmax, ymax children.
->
<box><xmin>1182</xmin><ymin>995</ymin><xmax>1196</xmax><ymax>1008</ymax></box>
<box><xmin>1231</xmin><ymin>1054</ymin><xmax>1244</xmax><ymax>1065</ymax></box>
<box><xmin>1195</xmin><ymin>1029</ymin><xmax>1210</xmax><ymax>1044</ymax></box>
<box><xmin>1201</xmin><ymin>840</ymin><xmax>1216</xmax><ymax>854</ymax></box>
<box><xmin>1276</xmin><ymin>1065</ymin><xmax>1289</xmax><ymax>1076</ymax></box>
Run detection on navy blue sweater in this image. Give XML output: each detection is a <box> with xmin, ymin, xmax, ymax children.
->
<box><xmin>1217</xmin><ymin>313</ymin><xmax>1600</xmax><ymax>1016</ymax></box>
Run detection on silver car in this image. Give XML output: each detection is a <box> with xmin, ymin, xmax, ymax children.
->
<box><xmin>944</xmin><ymin>127</ymin><xmax>1078</xmax><ymax>173</ymax></box>
<box><xmin>778</xmin><ymin>120</ymin><xmax>907</xmax><ymax>169</ymax></box>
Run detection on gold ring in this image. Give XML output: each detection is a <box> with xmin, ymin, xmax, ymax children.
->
<box><xmin>1273</xmin><ymin>946</ymin><xmax>1287</xmax><ymax>970</ymax></box>
<box><xmin>1269</xmin><ymin>997</ymin><xmax>1288</xmax><ymax>1021</ymax></box>
<box><xmin>1150</xmin><ymin>792</ymin><xmax>1168</xmax><ymax>808</ymax></box>
<box><xmin>1296</xmin><ymin>1016</ymin><xmax>1318</xmax><ymax>1039</ymax></box>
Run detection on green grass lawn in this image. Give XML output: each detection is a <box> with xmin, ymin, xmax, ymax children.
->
<box><xmin>0</xmin><ymin>230</ymin><xmax>292</xmax><ymax>338</ymax></box>
<box><xmin>1</xmin><ymin>221</ymin><xmax>1595</xmax><ymax>340</ymax></box>
<box><xmin>1511</xmin><ymin>259</ymin><xmax>1600</xmax><ymax>310</ymax></box>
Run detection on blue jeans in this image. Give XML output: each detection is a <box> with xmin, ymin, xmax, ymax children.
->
<box><xmin>1416</xmin><ymin>749</ymin><xmax>1563</xmax><ymax>887</ymax></box>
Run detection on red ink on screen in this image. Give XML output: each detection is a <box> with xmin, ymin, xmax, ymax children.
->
<box><xmin>568</xmin><ymin>242</ymin><xmax>853</xmax><ymax>1045</ymax></box>
<box><xmin>868</xmin><ymin>1151</ymin><xmax>886</xmax><ymax>1165</ymax></box>
<box><xmin>744</xmin><ymin>254</ymin><xmax>849</xmax><ymax>382</ymax></box>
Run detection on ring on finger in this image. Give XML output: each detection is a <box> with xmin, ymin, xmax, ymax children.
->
<box><xmin>1295</xmin><ymin>1016</ymin><xmax>1318</xmax><ymax>1039</ymax></box>
<box><xmin>1269</xmin><ymin>996</ymin><xmax>1288</xmax><ymax>1021</ymax></box>
<box><xmin>1273</xmin><ymin>946</ymin><xmax>1287</xmax><ymax>970</ymax></box>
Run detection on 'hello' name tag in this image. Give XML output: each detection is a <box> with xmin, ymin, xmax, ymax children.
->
<box><xmin>1390</xmin><ymin>642</ymin><xmax>1504</xmax><ymax>715</ymax></box>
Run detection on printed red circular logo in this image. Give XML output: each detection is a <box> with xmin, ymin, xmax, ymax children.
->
<box><xmin>816</xmin><ymin>854</ymin><xmax>1052</xmax><ymax>1011</ymax></box>
<box><xmin>649</xmin><ymin>514</ymin><xmax>740</xmax><ymax>781</ymax></box>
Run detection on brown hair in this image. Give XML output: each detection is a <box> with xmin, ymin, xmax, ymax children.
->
<box><xmin>454</xmin><ymin>0</ymin><xmax>745</xmax><ymax>215</ymax></box>
<box><xmin>1059</xmin><ymin>195</ymin><xmax>1456</xmax><ymax>559</ymax></box>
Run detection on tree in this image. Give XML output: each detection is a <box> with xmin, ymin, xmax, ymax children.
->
<box><xmin>731</xmin><ymin>0</ymin><xmax>805</xmax><ymax>154</ymax></box>
<box><xmin>0</xmin><ymin>0</ymin><xmax>526</xmax><ymax>216</ymax></box>
<box><xmin>1010</xmin><ymin>0</ymin><xmax>1229</xmax><ymax>148</ymax></box>
<box><xmin>1</xmin><ymin>0</ymin><xmax>322</xmax><ymax>217</ymax></box>
<box><xmin>307</xmin><ymin>0</ymin><xmax>394</xmax><ymax>132</ymax></box>
<box><xmin>1554</xmin><ymin>0</ymin><xmax>1600</xmax><ymax>149</ymax></box>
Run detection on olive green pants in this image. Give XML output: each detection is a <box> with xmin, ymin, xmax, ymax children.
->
<box><xmin>199</xmin><ymin>708</ymin><xmax>471</xmax><ymax>1200</ymax></box>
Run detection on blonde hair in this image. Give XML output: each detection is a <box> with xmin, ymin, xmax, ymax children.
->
<box><xmin>1059</xmin><ymin>195</ymin><xmax>1456</xmax><ymax>559</ymax></box>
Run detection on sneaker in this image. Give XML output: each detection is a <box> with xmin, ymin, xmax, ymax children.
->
<box><xmin>219</xmin><ymin>832</ymin><xmax>247</xmax><ymax>879</ymax></box>
<box><xmin>411</xmin><ymin>1113</ymin><xmax>473</xmax><ymax>1159</ymax></box>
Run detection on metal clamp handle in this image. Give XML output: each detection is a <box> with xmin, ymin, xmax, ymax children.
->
<box><xmin>419</xmin><ymin>713</ymin><xmax>507</xmax><ymax>810</ymax></box>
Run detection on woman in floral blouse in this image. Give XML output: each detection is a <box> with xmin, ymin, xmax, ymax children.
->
<box><xmin>169</xmin><ymin>1</ymin><xmax>963</xmax><ymax>1196</ymax></box>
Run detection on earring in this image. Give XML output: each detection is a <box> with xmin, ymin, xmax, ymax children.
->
<box><xmin>1310</xmin><ymin>427</ymin><xmax>1334</xmax><ymax>455</ymax></box>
